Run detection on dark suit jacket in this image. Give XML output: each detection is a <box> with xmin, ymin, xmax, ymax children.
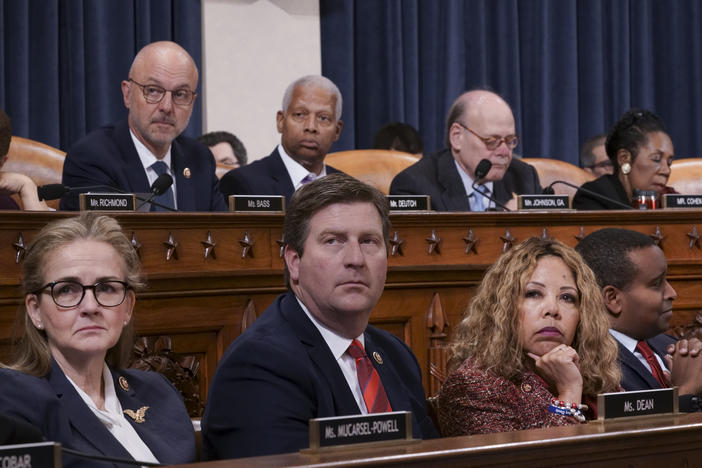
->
<box><xmin>218</xmin><ymin>147</ymin><xmax>342</xmax><ymax>203</ymax></box>
<box><xmin>60</xmin><ymin>120</ymin><xmax>227</xmax><ymax>211</ymax></box>
<box><xmin>572</xmin><ymin>174</ymin><xmax>630</xmax><ymax>210</ymax></box>
<box><xmin>201</xmin><ymin>291</ymin><xmax>438</xmax><ymax>460</ymax></box>
<box><xmin>616</xmin><ymin>333</ymin><xmax>699</xmax><ymax>412</ymax></box>
<box><xmin>389</xmin><ymin>148</ymin><xmax>542</xmax><ymax>211</ymax></box>
<box><xmin>0</xmin><ymin>360</ymin><xmax>196</xmax><ymax>467</ymax></box>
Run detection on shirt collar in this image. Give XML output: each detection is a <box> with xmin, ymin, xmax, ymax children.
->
<box><xmin>278</xmin><ymin>144</ymin><xmax>327</xmax><ymax>190</ymax></box>
<box><xmin>130</xmin><ymin>129</ymin><xmax>173</xmax><ymax>172</ymax></box>
<box><xmin>296</xmin><ymin>295</ymin><xmax>364</xmax><ymax>360</ymax></box>
<box><xmin>609</xmin><ymin>328</ymin><xmax>638</xmax><ymax>353</ymax></box>
<box><xmin>454</xmin><ymin>159</ymin><xmax>493</xmax><ymax>196</ymax></box>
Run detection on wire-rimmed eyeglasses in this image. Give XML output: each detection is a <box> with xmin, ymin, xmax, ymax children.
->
<box><xmin>128</xmin><ymin>78</ymin><xmax>197</xmax><ymax>106</ymax></box>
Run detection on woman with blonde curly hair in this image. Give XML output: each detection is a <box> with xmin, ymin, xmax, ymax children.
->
<box><xmin>438</xmin><ymin>237</ymin><xmax>620</xmax><ymax>436</ymax></box>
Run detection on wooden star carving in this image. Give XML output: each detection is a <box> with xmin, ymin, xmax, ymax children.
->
<box><xmin>239</xmin><ymin>231</ymin><xmax>255</xmax><ymax>258</ymax></box>
<box><xmin>649</xmin><ymin>225</ymin><xmax>665</xmax><ymax>247</ymax></box>
<box><xmin>540</xmin><ymin>228</ymin><xmax>551</xmax><ymax>240</ymax></box>
<box><xmin>276</xmin><ymin>234</ymin><xmax>286</xmax><ymax>258</ymax></box>
<box><xmin>201</xmin><ymin>231</ymin><xmax>216</xmax><ymax>259</ymax></box>
<box><xmin>463</xmin><ymin>228</ymin><xmax>479</xmax><ymax>255</ymax></box>
<box><xmin>425</xmin><ymin>229</ymin><xmax>441</xmax><ymax>255</ymax></box>
<box><xmin>688</xmin><ymin>225</ymin><xmax>700</xmax><ymax>249</ymax></box>
<box><xmin>575</xmin><ymin>226</ymin><xmax>586</xmax><ymax>242</ymax></box>
<box><xmin>13</xmin><ymin>232</ymin><xmax>26</xmax><ymax>264</ymax></box>
<box><xmin>389</xmin><ymin>231</ymin><xmax>405</xmax><ymax>256</ymax></box>
<box><xmin>500</xmin><ymin>228</ymin><xmax>516</xmax><ymax>252</ymax></box>
<box><xmin>130</xmin><ymin>232</ymin><xmax>142</xmax><ymax>257</ymax></box>
<box><xmin>163</xmin><ymin>232</ymin><xmax>178</xmax><ymax>260</ymax></box>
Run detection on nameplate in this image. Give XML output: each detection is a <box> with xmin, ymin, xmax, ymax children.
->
<box><xmin>0</xmin><ymin>441</ymin><xmax>61</xmax><ymax>468</ymax></box>
<box><xmin>307</xmin><ymin>411</ymin><xmax>413</xmax><ymax>451</ymax></box>
<box><xmin>79</xmin><ymin>193</ymin><xmax>136</xmax><ymax>211</ymax></box>
<box><xmin>517</xmin><ymin>194</ymin><xmax>571</xmax><ymax>210</ymax></box>
<box><xmin>229</xmin><ymin>195</ymin><xmax>285</xmax><ymax>213</ymax></box>
<box><xmin>597</xmin><ymin>387</ymin><xmax>678</xmax><ymax>420</ymax></box>
<box><xmin>387</xmin><ymin>195</ymin><xmax>430</xmax><ymax>211</ymax></box>
<box><xmin>662</xmin><ymin>194</ymin><xmax>702</xmax><ymax>208</ymax></box>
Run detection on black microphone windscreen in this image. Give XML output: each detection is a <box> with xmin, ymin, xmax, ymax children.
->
<box><xmin>474</xmin><ymin>159</ymin><xmax>492</xmax><ymax>180</ymax></box>
<box><xmin>37</xmin><ymin>183</ymin><xmax>69</xmax><ymax>201</ymax></box>
<box><xmin>151</xmin><ymin>173</ymin><xmax>173</xmax><ymax>196</ymax></box>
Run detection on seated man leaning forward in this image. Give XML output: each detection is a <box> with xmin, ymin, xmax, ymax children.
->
<box><xmin>60</xmin><ymin>41</ymin><xmax>226</xmax><ymax>212</ymax></box>
<box><xmin>390</xmin><ymin>89</ymin><xmax>541</xmax><ymax>211</ymax></box>
<box><xmin>202</xmin><ymin>173</ymin><xmax>438</xmax><ymax>460</ymax></box>
<box><xmin>218</xmin><ymin>75</ymin><xmax>344</xmax><ymax>203</ymax></box>
<box><xmin>576</xmin><ymin>228</ymin><xmax>702</xmax><ymax>411</ymax></box>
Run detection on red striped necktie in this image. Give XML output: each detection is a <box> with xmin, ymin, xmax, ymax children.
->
<box><xmin>635</xmin><ymin>340</ymin><xmax>669</xmax><ymax>388</ymax></box>
<box><xmin>347</xmin><ymin>339</ymin><xmax>392</xmax><ymax>413</ymax></box>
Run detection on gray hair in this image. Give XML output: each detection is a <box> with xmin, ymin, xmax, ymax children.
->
<box><xmin>282</xmin><ymin>75</ymin><xmax>343</xmax><ymax>121</ymax></box>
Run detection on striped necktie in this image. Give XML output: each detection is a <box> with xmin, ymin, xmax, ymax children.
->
<box><xmin>471</xmin><ymin>184</ymin><xmax>489</xmax><ymax>212</ymax></box>
<box><xmin>347</xmin><ymin>339</ymin><xmax>392</xmax><ymax>413</ymax></box>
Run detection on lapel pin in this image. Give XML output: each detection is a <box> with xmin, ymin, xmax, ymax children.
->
<box><xmin>372</xmin><ymin>351</ymin><xmax>383</xmax><ymax>365</ymax></box>
<box><xmin>521</xmin><ymin>382</ymin><xmax>533</xmax><ymax>393</ymax></box>
<box><xmin>183</xmin><ymin>167</ymin><xmax>192</xmax><ymax>179</ymax></box>
<box><xmin>119</xmin><ymin>376</ymin><xmax>130</xmax><ymax>391</ymax></box>
<box><xmin>124</xmin><ymin>406</ymin><xmax>149</xmax><ymax>424</ymax></box>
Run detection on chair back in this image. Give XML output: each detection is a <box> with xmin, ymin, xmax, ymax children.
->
<box><xmin>4</xmin><ymin>136</ymin><xmax>66</xmax><ymax>210</ymax></box>
<box><xmin>669</xmin><ymin>158</ymin><xmax>702</xmax><ymax>194</ymax></box>
<box><xmin>325</xmin><ymin>149</ymin><xmax>421</xmax><ymax>194</ymax></box>
<box><xmin>521</xmin><ymin>158</ymin><xmax>595</xmax><ymax>198</ymax></box>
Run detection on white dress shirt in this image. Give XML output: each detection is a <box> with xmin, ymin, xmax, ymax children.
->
<box><xmin>278</xmin><ymin>144</ymin><xmax>328</xmax><ymax>191</ymax></box>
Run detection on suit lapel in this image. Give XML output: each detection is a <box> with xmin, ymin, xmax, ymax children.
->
<box><xmin>268</xmin><ymin>149</ymin><xmax>296</xmax><ymax>200</ymax></box>
<box><xmin>436</xmin><ymin>151</ymin><xmax>470</xmax><ymax>211</ymax></box>
<box><xmin>363</xmin><ymin>333</ymin><xmax>410</xmax><ymax>412</ymax></box>
<box><xmin>47</xmin><ymin>361</ymin><xmax>132</xmax><ymax>463</ymax></box>
<box><xmin>115</xmin><ymin>121</ymin><xmax>152</xmax><ymax>194</ymax></box>
<box><xmin>280</xmin><ymin>293</ymin><xmax>360</xmax><ymax>416</ymax></box>
<box><xmin>617</xmin><ymin>341</ymin><xmax>662</xmax><ymax>389</ymax></box>
<box><xmin>170</xmin><ymin>140</ymin><xmax>195</xmax><ymax>211</ymax></box>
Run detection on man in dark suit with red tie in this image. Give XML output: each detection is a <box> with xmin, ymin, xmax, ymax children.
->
<box><xmin>576</xmin><ymin>228</ymin><xmax>702</xmax><ymax>411</ymax></box>
<box><xmin>218</xmin><ymin>75</ymin><xmax>344</xmax><ymax>203</ymax></box>
<box><xmin>202</xmin><ymin>173</ymin><xmax>438</xmax><ymax>460</ymax></box>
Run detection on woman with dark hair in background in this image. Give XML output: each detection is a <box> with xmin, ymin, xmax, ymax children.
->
<box><xmin>573</xmin><ymin>108</ymin><xmax>676</xmax><ymax>210</ymax></box>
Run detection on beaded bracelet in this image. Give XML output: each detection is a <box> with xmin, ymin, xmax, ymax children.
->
<box><xmin>548</xmin><ymin>398</ymin><xmax>588</xmax><ymax>423</ymax></box>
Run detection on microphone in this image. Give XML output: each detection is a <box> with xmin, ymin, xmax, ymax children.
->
<box><xmin>471</xmin><ymin>159</ymin><xmax>510</xmax><ymax>211</ymax></box>
<box><xmin>544</xmin><ymin>180</ymin><xmax>633</xmax><ymax>210</ymax></box>
<box><xmin>135</xmin><ymin>173</ymin><xmax>175</xmax><ymax>211</ymax></box>
<box><xmin>37</xmin><ymin>179</ymin><xmax>177</xmax><ymax>212</ymax></box>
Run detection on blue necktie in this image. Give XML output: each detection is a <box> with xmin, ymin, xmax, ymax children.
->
<box><xmin>150</xmin><ymin>161</ymin><xmax>175</xmax><ymax>211</ymax></box>
<box><xmin>471</xmin><ymin>185</ymin><xmax>489</xmax><ymax>212</ymax></box>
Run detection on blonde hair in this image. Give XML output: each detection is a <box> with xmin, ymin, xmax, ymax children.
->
<box><xmin>4</xmin><ymin>213</ymin><xmax>145</xmax><ymax>376</ymax></box>
<box><xmin>448</xmin><ymin>237</ymin><xmax>620</xmax><ymax>396</ymax></box>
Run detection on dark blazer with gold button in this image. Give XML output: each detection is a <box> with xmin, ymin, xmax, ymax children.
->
<box><xmin>0</xmin><ymin>360</ymin><xmax>195</xmax><ymax>468</ymax></box>
<box><xmin>60</xmin><ymin>120</ymin><xmax>227</xmax><ymax>212</ymax></box>
<box><xmin>201</xmin><ymin>291</ymin><xmax>438</xmax><ymax>460</ymax></box>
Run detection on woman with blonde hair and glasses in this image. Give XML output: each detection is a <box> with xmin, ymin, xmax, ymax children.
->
<box><xmin>0</xmin><ymin>213</ymin><xmax>195</xmax><ymax>467</ymax></box>
<box><xmin>438</xmin><ymin>237</ymin><xmax>621</xmax><ymax>436</ymax></box>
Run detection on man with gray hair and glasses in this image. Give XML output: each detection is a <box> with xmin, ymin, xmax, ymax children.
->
<box><xmin>390</xmin><ymin>89</ymin><xmax>541</xmax><ymax>211</ymax></box>
<box><xmin>219</xmin><ymin>75</ymin><xmax>344</xmax><ymax>203</ymax></box>
<box><xmin>61</xmin><ymin>41</ymin><xmax>226</xmax><ymax>211</ymax></box>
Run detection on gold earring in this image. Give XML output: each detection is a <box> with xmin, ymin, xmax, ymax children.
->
<box><xmin>621</xmin><ymin>162</ymin><xmax>631</xmax><ymax>175</ymax></box>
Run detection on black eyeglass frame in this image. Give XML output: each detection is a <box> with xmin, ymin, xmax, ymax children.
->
<box><xmin>128</xmin><ymin>78</ymin><xmax>197</xmax><ymax>106</ymax></box>
<box><xmin>33</xmin><ymin>280</ymin><xmax>130</xmax><ymax>308</ymax></box>
<box><xmin>584</xmin><ymin>160</ymin><xmax>614</xmax><ymax>170</ymax></box>
<box><xmin>455</xmin><ymin>122</ymin><xmax>520</xmax><ymax>150</ymax></box>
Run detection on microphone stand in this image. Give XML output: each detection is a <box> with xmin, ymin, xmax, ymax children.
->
<box><xmin>547</xmin><ymin>180</ymin><xmax>633</xmax><ymax>210</ymax></box>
